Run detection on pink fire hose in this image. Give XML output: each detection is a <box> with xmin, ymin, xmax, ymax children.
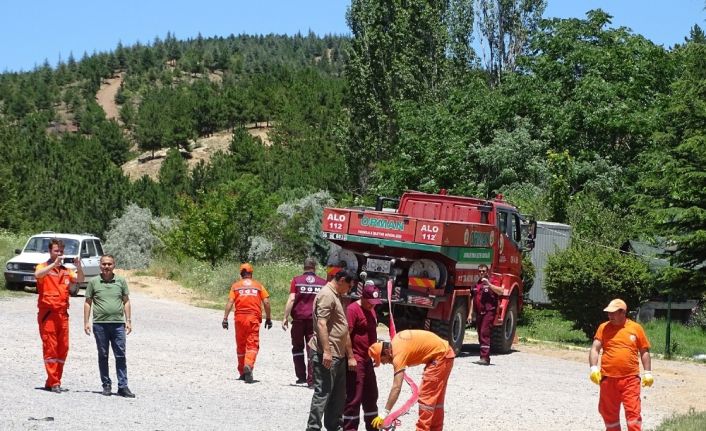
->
<box><xmin>383</xmin><ymin>278</ymin><xmax>419</xmax><ymax>429</ymax></box>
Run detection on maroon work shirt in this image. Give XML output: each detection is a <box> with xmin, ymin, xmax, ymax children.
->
<box><xmin>474</xmin><ymin>274</ymin><xmax>500</xmax><ymax>314</ymax></box>
<box><xmin>290</xmin><ymin>272</ymin><xmax>327</xmax><ymax>320</ymax></box>
<box><xmin>346</xmin><ymin>301</ymin><xmax>378</xmax><ymax>362</ymax></box>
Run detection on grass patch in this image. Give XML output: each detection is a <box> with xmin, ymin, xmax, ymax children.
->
<box><xmin>653</xmin><ymin>409</ymin><xmax>706</xmax><ymax>431</ymax></box>
<box><xmin>517</xmin><ymin>305</ymin><xmax>590</xmax><ymax>346</ymax></box>
<box><xmin>0</xmin><ymin>230</ymin><xmax>29</xmax><ymax>291</ymax></box>
<box><xmin>518</xmin><ymin>305</ymin><xmax>706</xmax><ymax>359</ymax></box>
<box><xmin>143</xmin><ymin>254</ymin><xmax>309</xmax><ymax>317</ymax></box>
<box><xmin>643</xmin><ymin>319</ymin><xmax>706</xmax><ymax>358</ymax></box>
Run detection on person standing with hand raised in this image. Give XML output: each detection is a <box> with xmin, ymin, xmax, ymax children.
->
<box><xmin>471</xmin><ymin>264</ymin><xmax>503</xmax><ymax>366</ymax></box>
<box><xmin>34</xmin><ymin>238</ymin><xmax>84</xmax><ymax>393</ymax></box>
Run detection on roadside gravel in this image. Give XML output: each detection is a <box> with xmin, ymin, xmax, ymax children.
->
<box><xmin>1</xmin><ymin>290</ymin><xmax>702</xmax><ymax>430</ymax></box>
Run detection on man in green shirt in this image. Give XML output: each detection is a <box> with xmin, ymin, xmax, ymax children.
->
<box><xmin>83</xmin><ymin>254</ymin><xmax>134</xmax><ymax>398</ymax></box>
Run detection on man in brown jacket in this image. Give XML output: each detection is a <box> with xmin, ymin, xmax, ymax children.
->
<box><xmin>306</xmin><ymin>269</ymin><xmax>357</xmax><ymax>431</ymax></box>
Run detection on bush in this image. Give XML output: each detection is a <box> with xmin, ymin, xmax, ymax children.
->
<box><xmin>103</xmin><ymin>204</ymin><xmax>172</xmax><ymax>269</ymax></box>
<box><xmin>545</xmin><ymin>245</ymin><xmax>654</xmax><ymax>338</ymax></box>
<box><xmin>253</xmin><ymin>191</ymin><xmax>335</xmax><ymax>263</ymax></box>
<box><xmin>0</xmin><ymin>230</ymin><xmax>27</xmax><ymax>290</ymax></box>
<box><xmin>247</xmin><ymin>236</ymin><xmax>274</xmax><ymax>262</ymax></box>
<box><xmin>163</xmin><ymin>176</ymin><xmax>276</xmax><ymax>266</ymax></box>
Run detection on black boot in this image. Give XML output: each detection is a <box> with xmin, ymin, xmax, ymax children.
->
<box><xmin>117</xmin><ymin>387</ymin><xmax>135</xmax><ymax>398</ymax></box>
<box><xmin>102</xmin><ymin>384</ymin><xmax>112</xmax><ymax>396</ymax></box>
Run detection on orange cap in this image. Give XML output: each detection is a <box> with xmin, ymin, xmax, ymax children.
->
<box><xmin>603</xmin><ymin>298</ymin><xmax>627</xmax><ymax>312</ymax></box>
<box><xmin>239</xmin><ymin>263</ymin><xmax>254</xmax><ymax>273</ymax></box>
<box><xmin>368</xmin><ymin>342</ymin><xmax>383</xmax><ymax>367</ymax></box>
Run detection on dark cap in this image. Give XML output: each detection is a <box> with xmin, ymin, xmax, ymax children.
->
<box><xmin>362</xmin><ymin>280</ymin><xmax>382</xmax><ymax>304</ymax></box>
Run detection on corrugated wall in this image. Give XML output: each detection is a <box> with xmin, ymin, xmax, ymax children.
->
<box><xmin>528</xmin><ymin>222</ymin><xmax>572</xmax><ymax>304</ymax></box>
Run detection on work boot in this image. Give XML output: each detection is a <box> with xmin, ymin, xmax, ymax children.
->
<box><xmin>295</xmin><ymin>378</ymin><xmax>307</xmax><ymax>385</ymax></box>
<box><xmin>243</xmin><ymin>365</ymin><xmax>253</xmax><ymax>383</ymax></box>
<box><xmin>50</xmin><ymin>385</ymin><xmax>62</xmax><ymax>394</ymax></box>
<box><xmin>102</xmin><ymin>384</ymin><xmax>111</xmax><ymax>396</ymax></box>
<box><xmin>117</xmin><ymin>387</ymin><xmax>136</xmax><ymax>398</ymax></box>
<box><xmin>237</xmin><ymin>374</ymin><xmax>245</xmax><ymax>381</ymax></box>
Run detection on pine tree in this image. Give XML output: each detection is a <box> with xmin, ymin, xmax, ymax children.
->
<box><xmin>638</xmin><ymin>41</ymin><xmax>706</xmax><ymax>294</ymax></box>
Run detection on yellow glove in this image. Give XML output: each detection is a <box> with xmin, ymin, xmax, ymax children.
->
<box><xmin>590</xmin><ymin>366</ymin><xmax>601</xmax><ymax>385</ymax></box>
<box><xmin>371</xmin><ymin>409</ymin><xmax>390</xmax><ymax>429</ymax></box>
<box><xmin>642</xmin><ymin>372</ymin><xmax>654</xmax><ymax>387</ymax></box>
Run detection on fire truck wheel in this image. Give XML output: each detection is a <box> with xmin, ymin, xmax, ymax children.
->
<box><xmin>431</xmin><ymin>300</ymin><xmax>467</xmax><ymax>355</ymax></box>
<box><xmin>491</xmin><ymin>295</ymin><xmax>517</xmax><ymax>354</ymax></box>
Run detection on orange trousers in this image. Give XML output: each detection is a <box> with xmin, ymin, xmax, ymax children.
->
<box><xmin>599</xmin><ymin>376</ymin><xmax>643</xmax><ymax>431</ymax></box>
<box><xmin>416</xmin><ymin>348</ymin><xmax>455</xmax><ymax>431</ymax></box>
<box><xmin>38</xmin><ymin>309</ymin><xmax>69</xmax><ymax>388</ymax></box>
<box><xmin>234</xmin><ymin>314</ymin><xmax>261</xmax><ymax>376</ymax></box>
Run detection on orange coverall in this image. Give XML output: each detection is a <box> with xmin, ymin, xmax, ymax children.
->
<box><xmin>390</xmin><ymin>330</ymin><xmax>456</xmax><ymax>431</ymax></box>
<box><xmin>35</xmin><ymin>262</ymin><xmax>77</xmax><ymax>388</ymax></box>
<box><xmin>595</xmin><ymin>319</ymin><xmax>651</xmax><ymax>431</ymax></box>
<box><xmin>229</xmin><ymin>278</ymin><xmax>270</xmax><ymax>375</ymax></box>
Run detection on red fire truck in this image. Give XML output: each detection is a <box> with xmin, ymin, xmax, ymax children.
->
<box><xmin>321</xmin><ymin>190</ymin><xmax>535</xmax><ymax>353</ymax></box>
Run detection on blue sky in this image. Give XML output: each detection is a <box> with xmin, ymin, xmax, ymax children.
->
<box><xmin>1</xmin><ymin>0</ymin><xmax>704</xmax><ymax>72</ymax></box>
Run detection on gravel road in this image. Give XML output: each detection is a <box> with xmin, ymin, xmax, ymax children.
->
<box><xmin>1</xmin><ymin>290</ymin><xmax>703</xmax><ymax>431</ymax></box>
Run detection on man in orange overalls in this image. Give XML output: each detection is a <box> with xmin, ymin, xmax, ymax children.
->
<box><xmin>222</xmin><ymin>263</ymin><xmax>272</xmax><ymax>383</ymax></box>
<box><xmin>589</xmin><ymin>299</ymin><xmax>653</xmax><ymax>431</ymax></box>
<box><xmin>368</xmin><ymin>330</ymin><xmax>455</xmax><ymax>431</ymax></box>
<box><xmin>35</xmin><ymin>238</ymin><xmax>84</xmax><ymax>393</ymax></box>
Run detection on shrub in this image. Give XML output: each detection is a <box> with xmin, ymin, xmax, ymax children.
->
<box><xmin>257</xmin><ymin>191</ymin><xmax>335</xmax><ymax>263</ymax></box>
<box><xmin>103</xmin><ymin>204</ymin><xmax>172</xmax><ymax>269</ymax></box>
<box><xmin>163</xmin><ymin>176</ymin><xmax>276</xmax><ymax>266</ymax></box>
<box><xmin>247</xmin><ymin>236</ymin><xmax>274</xmax><ymax>262</ymax></box>
<box><xmin>0</xmin><ymin>230</ymin><xmax>27</xmax><ymax>290</ymax></box>
<box><xmin>545</xmin><ymin>245</ymin><xmax>654</xmax><ymax>338</ymax></box>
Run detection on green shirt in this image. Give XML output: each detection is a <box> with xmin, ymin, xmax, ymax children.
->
<box><xmin>86</xmin><ymin>275</ymin><xmax>130</xmax><ymax>323</ymax></box>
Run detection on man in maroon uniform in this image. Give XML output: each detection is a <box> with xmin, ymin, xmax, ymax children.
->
<box><xmin>343</xmin><ymin>281</ymin><xmax>381</xmax><ymax>431</ymax></box>
<box><xmin>282</xmin><ymin>257</ymin><xmax>327</xmax><ymax>385</ymax></box>
<box><xmin>472</xmin><ymin>264</ymin><xmax>503</xmax><ymax>365</ymax></box>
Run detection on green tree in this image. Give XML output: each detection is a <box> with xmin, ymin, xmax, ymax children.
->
<box><xmin>158</xmin><ymin>148</ymin><xmax>191</xmax><ymax>214</ymax></box>
<box><xmin>346</xmin><ymin>0</ymin><xmax>451</xmax><ymax>190</ymax></box>
<box><xmin>545</xmin><ymin>246</ymin><xmax>653</xmax><ymax>339</ymax></box>
<box><xmin>476</xmin><ymin>0</ymin><xmax>546</xmax><ymax>83</ymax></box>
<box><xmin>135</xmin><ymin>91</ymin><xmax>168</xmax><ymax>157</ymax></box>
<box><xmin>95</xmin><ymin>120</ymin><xmax>130</xmax><ymax>165</ymax></box>
<box><xmin>164</xmin><ymin>176</ymin><xmax>275</xmax><ymax>266</ymax></box>
<box><xmin>546</xmin><ymin>149</ymin><xmax>573</xmax><ymax>223</ymax></box>
<box><xmin>637</xmin><ymin>41</ymin><xmax>706</xmax><ymax>295</ymax></box>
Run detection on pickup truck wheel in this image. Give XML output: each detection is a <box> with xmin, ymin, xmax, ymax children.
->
<box><xmin>431</xmin><ymin>300</ymin><xmax>467</xmax><ymax>355</ymax></box>
<box><xmin>491</xmin><ymin>295</ymin><xmax>517</xmax><ymax>354</ymax></box>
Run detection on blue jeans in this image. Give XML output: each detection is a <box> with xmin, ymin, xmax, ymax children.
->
<box><xmin>93</xmin><ymin>323</ymin><xmax>128</xmax><ymax>389</ymax></box>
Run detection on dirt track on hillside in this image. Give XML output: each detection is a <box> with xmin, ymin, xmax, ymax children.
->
<box><xmin>95</xmin><ymin>73</ymin><xmax>124</xmax><ymax>121</ymax></box>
